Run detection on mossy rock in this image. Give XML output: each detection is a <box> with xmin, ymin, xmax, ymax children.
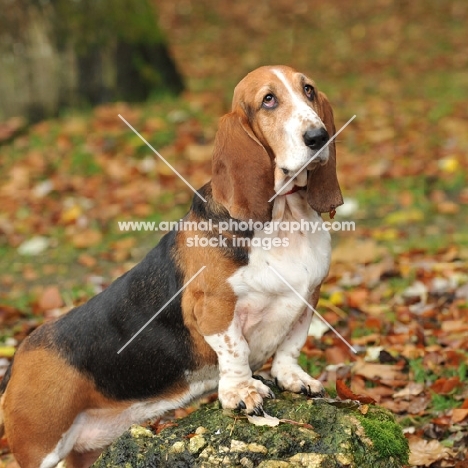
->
<box><xmin>93</xmin><ymin>385</ymin><xmax>408</xmax><ymax>468</ymax></box>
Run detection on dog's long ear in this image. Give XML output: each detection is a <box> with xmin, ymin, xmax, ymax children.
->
<box><xmin>307</xmin><ymin>91</ymin><xmax>343</xmax><ymax>214</ymax></box>
<box><xmin>211</xmin><ymin>111</ymin><xmax>274</xmax><ymax>222</ymax></box>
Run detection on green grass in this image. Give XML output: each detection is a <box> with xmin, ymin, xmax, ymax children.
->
<box><xmin>431</xmin><ymin>394</ymin><xmax>461</xmax><ymax>412</ymax></box>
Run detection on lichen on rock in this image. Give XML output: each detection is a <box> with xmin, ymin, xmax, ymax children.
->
<box><xmin>93</xmin><ymin>384</ymin><xmax>409</xmax><ymax>468</ymax></box>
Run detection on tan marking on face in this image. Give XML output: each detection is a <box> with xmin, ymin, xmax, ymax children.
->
<box><xmin>232</xmin><ymin>65</ymin><xmax>328</xmax><ymax>179</ymax></box>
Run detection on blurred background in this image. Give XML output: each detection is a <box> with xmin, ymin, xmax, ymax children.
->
<box><xmin>1</xmin><ymin>1</ymin><xmax>468</xmax><ymax>464</ymax></box>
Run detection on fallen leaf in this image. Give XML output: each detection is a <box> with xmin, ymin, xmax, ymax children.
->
<box><xmin>0</xmin><ymin>346</ymin><xmax>16</xmax><ymax>358</ymax></box>
<box><xmin>431</xmin><ymin>377</ymin><xmax>461</xmax><ymax>395</ymax></box>
<box><xmin>408</xmin><ymin>437</ymin><xmax>452</xmax><ymax>466</ymax></box>
<box><xmin>149</xmin><ymin>418</ymin><xmax>179</xmax><ymax>434</ymax></box>
<box><xmin>407</xmin><ymin>395</ymin><xmax>431</xmax><ymax>415</ymax></box>
<box><xmin>78</xmin><ymin>254</ymin><xmax>98</xmax><ymax>268</ymax></box>
<box><xmin>380</xmin><ymin>399</ymin><xmax>410</xmax><ymax>413</ymax></box>
<box><xmin>61</xmin><ymin>204</ymin><xmax>83</xmax><ymax>223</ymax></box>
<box><xmin>359</xmin><ymin>404</ymin><xmax>369</xmax><ymax>415</ymax></box>
<box><xmin>393</xmin><ymin>382</ymin><xmax>425</xmax><ymax>399</ymax></box>
<box><xmin>384</xmin><ymin>209</ymin><xmax>424</xmax><ymax>225</ymax></box>
<box><xmin>336</xmin><ymin>379</ymin><xmax>376</xmax><ymax>404</ymax></box>
<box><xmin>278</xmin><ymin>419</ymin><xmax>315</xmax><ymax>430</ymax></box>
<box><xmin>71</xmin><ymin>229</ymin><xmax>103</xmax><ymax>248</ymax></box>
<box><xmin>441</xmin><ymin>320</ymin><xmax>468</xmax><ymax>333</ymax></box>
<box><xmin>331</xmin><ymin>239</ymin><xmax>388</xmax><ymax>265</ymax></box>
<box><xmin>352</xmin><ymin>361</ymin><xmax>407</xmax><ymax>385</ymax></box>
<box><xmin>347</xmin><ymin>288</ymin><xmax>369</xmax><ymax>308</ymax></box>
<box><xmin>325</xmin><ymin>346</ymin><xmax>349</xmax><ymax>365</ymax></box>
<box><xmin>452</xmin><ymin>408</ymin><xmax>468</xmax><ymax>423</ymax></box>
<box><xmin>247</xmin><ymin>412</ymin><xmax>280</xmax><ymax>427</ymax></box>
<box><xmin>38</xmin><ymin>286</ymin><xmax>63</xmax><ymax>310</ymax></box>
<box><xmin>308</xmin><ymin>315</ymin><xmax>330</xmax><ymax>338</ymax></box>
<box><xmin>17</xmin><ymin>236</ymin><xmax>49</xmax><ymax>256</ymax></box>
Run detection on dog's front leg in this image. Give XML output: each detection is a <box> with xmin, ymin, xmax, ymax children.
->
<box><xmin>271</xmin><ymin>306</ymin><xmax>325</xmax><ymax>397</ymax></box>
<box><xmin>204</xmin><ymin>317</ymin><xmax>274</xmax><ymax>415</ymax></box>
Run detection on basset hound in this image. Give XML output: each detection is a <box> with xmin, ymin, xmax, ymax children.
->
<box><xmin>0</xmin><ymin>65</ymin><xmax>343</xmax><ymax>468</ymax></box>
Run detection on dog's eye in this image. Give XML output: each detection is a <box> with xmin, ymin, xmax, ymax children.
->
<box><xmin>304</xmin><ymin>85</ymin><xmax>315</xmax><ymax>100</ymax></box>
<box><xmin>262</xmin><ymin>94</ymin><xmax>277</xmax><ymax>108</ymax></box>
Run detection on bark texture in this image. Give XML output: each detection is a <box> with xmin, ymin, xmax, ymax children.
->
<box><xmin>0</xmin><ymin>0</ymin><xmax>183</xmax><ymax>122</ymax></box>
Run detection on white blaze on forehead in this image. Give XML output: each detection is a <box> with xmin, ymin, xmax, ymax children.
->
<box><xmin>271</xmin><ymin>69</ymin><xmax>322</xmax><ymax>127</ymax></box>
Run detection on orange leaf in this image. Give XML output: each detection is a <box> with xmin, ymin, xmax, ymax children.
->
<box><xmin>150</xmin><ymin>419</ymin><xmax>178</xmax><ymax>435</ymax></box>
<box><xmin>430</xmin><ymin>377</ymin><xmax>460</xmax><ymax>395</ymax></box>
<box><xmin>359</xmin><ymin>404</ymin><xmax>369</xmax><ymax>415</ymax></box>
<box><xmin>432</xmin><ymin>415</ymin><xmax>452</xmax><ymax>426</ymax></box>
<box><xmin>38</xmin><ymin>286</ymin><xmax>63</xmax><ymax>311</ymax></box>
<box><xmin>452</xmin><ymin>409</ymin><xmax>468</xmax><ymax>423</ymax></box>
<box><xmin>336</xmin><ymin>379</ymin><xmax>376</xmax><ymax>404</ymax></box>
<box><xmin>347</xmin><ymin>288</ymin><xmax>369</xmax><ymax>308</ymax></box>
<box><xmin>71</xmin><ymin>229</ymin><xmax>103</xmax><ymax>249</ymax></box>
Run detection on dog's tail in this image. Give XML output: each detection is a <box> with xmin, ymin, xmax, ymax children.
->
<box><xmin>0</xmin><ymin>358</ymin><xmax>13</xmax><ymax>439</ymax></box>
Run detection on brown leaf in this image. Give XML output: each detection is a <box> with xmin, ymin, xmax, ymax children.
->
<box><xmin>71</xmin><ymin>229</ymin><xmax>103</xmax><ymax>249</ymax></box>
<box><xmin>279</xmin><ymin>419</ymin><xmax>315</xmax><ymax>430</ymax></box>
<box><xmin>325</xmin><ymin>346</ymin><xmax>349</xmax><ymax>365</ymax></box>
<box><xmin>346</xmin><ymin>288</ymin><xmax>369</xmax><ymax>308</ymax></box>
<box><xmin>38</xmin><ymin>286</ymin><xmax>63</xmax><ymax>310</ymax></box>
<box><xmin>431</xmin><ymin>377</ymin><xmax>461</xmax><ymax>395</ymax></box>
<box><xmin>336</xmin><ymin>379</ymin><xmax>376</xmax><ymax>404</ymax></box>
<box><xmin>331</xmin><ymin>239</ymin><xmax>388</xmax><ymax>265</ymax></box>
<box><xmin>359</xmin><ymin>404</ymin><xmax>369</xmax><ymax>415</ymax></box>
<box><xmin>407</xmin><ymin>395</ymin><xmax>431</xmax><ymax>415</ymax></box>
<box><xmin>393</xmin><ymin>382</ymin><xmax>425</xmax><ymax>399</ymax></box>
<box><xmin>149</xmin><ymin>418</ymin><xmax>178</xmax><ymax>435</ymax></box>
<box><xmin>437</xmin><ymin>201</ymin><xmax>459</xmax><ymax>214</ymax></box>
<box><xmin>432</xmin><ymin>415</ymin><xmax>452</xmax><ymax>426</ymax></box>
<box><xmin>351</xmin><ymin>377</ymin><xmax>394</xmax><ymax>403</ymax></box>
<box><xmin>78</xmin><ymin>254</ymin><xmax>97</xmax><ymax>268</ymax></box>
<box><xmin>452</xmin><ymin>408</ymin><xmax>468</xmax><ymax>423</ymax></box>
<box><xmin>408</xmin><ymin>436</ymin><xmax>452</xmax><ymax>466</ymax></box>
<box><xmin>380</xmin><ymin>399</ymin><xmax>410</xmax><ymax>413</ymax></box>
<box><xmin>352</xmin><ymin>361</ymin><xmax>407</xmax><ymax>386</ymax></box>
<box><xmin>441</xmin><ymin>320</ymin><xmax>468</xmax><ymax>333</ymax></box>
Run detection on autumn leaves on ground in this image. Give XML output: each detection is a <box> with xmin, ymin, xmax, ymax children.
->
<box><xmin>1</xmin><ymin>1</ymin><xmax>468</xmax><ymax>467</ymax></box>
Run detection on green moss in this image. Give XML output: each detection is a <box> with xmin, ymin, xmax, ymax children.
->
<box><xmin>95</xmin><ymin>389</ymin><xmax>409</xmax><ymax>468</ymax></box>
<box><xmin>53</xmin><ymin>0</ymin><xmax>164</xmax><ymax>49</ymax></box>
<box><xmin>356</xmin><ymin>408</ymin><xmax>409</xmax><ymax>465</ymax></box>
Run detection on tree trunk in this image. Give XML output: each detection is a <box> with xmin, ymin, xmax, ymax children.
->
<box><xmin>93</xmin><ymin>383</ymin><xmax>409</xmax><ymax>468</ymax></box>
<box><xmin>0</xmin><ymin>0</ymin><xmax>183</xmax><ymax>122</ymax></box>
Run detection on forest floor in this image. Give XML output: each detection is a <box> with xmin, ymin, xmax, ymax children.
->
<box><xmin>1</xmin><ymin>1</ymin><xmax>468</xmax><ymax>466</ymax></box>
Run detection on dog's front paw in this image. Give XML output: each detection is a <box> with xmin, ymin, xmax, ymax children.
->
<box><xmin>218</xmin><ymin>377</ymin><xmax>275</xmax><ymax>415</ymax></box>
<box><xmin>274</xmin><ymin>369</ymin><xmax>324</xmax><ymax>397</ymax></box>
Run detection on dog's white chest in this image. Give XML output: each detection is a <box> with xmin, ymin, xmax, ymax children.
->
<box><xmin>228</xmin><ymin>195</ymin><xmax>331</xmax><ymax>370</ymax></box>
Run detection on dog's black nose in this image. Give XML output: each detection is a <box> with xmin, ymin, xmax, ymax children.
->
<box><xmin>303</xmin><ymin>128</ymin><xmax>329</xmax><ymax>150</ymax></box>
